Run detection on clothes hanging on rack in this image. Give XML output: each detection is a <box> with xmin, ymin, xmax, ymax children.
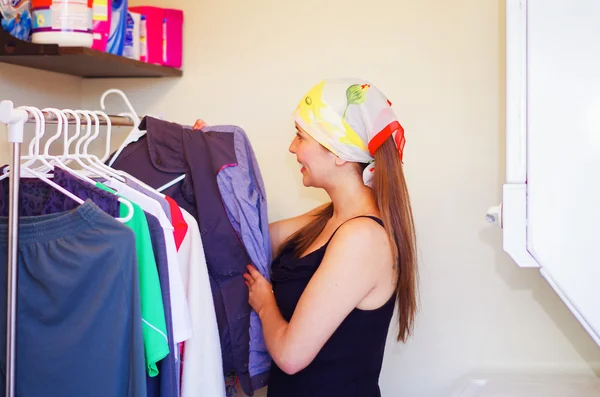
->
<box><xmin>0</xmin><ymin>101</ymin><xmax>283</xmax><ymax>396</ymax></box>
<box><xmin>144</xmin><ymin>212</ymin><xmax>178</xmax><ymax>397</ymax></box>
<box><xmin>0</xmin><ymin>156</ymin><xmax>229</xmax><ymax>396</ymax></box>
<box><xmin>165</xmin><ymin>196</ymin><xmax>188</xmax><ymax>250</ymax></box>
<box><xmin>101</xmin><ymin>178</ymin><xmax>193</xmax><ymax>348</ymax></box>
<box><xmin>109</xmin><ymin>116</ymin><xmax>272</xmax><ymax>396</ymax></box>
<box><xmin>177</xmin><ymin>207</ymin><xmax>225</xmax><ymax>397</ymax></box>
<box><xmin>0</xmin><ymin>102</ymin><xmax>232</xmax><ymax>397</ymax></box>
<box><xmin>123</xmin><ymin>176</ymin><xmax>174</xmax><ymax>227</ymax></box>
<box><xmin>95</xmin><ymin>182</ymin><xmax>170</xmax><ymax>377</ymax></box>
<box><xmin>0</xmin><ymin>167</ymin><xmax>173</xmax><ymax>376</ymax></box>
<box><xmin>0</xmin><ymin>200</ymin><xmax>147</xmax><ymax>397</ymax></box>
<box><xmin>0</xmin><ymin>166</ymin><xmax>120</xmax><ymax>217</ymax></box>
<box><xmin>93</xmin><ymin>177</ymin><xmax>224</xmax><ymax>396</ymax></box>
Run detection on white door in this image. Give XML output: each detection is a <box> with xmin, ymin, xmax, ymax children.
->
<box><xmin>491</xmin><ymin>0</ymin><xmax>600</xmax><ymax>347</ymax></box>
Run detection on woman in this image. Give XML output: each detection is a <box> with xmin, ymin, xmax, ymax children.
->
<box><xmin>195</xmin><ymin>78</ymin><xmax>418</xmax><ymax>397</ymax></box>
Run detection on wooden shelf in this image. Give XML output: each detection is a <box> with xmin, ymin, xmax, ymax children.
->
<box><xmin>0</xmin><ymin>29</ymin><xmax>182</xmax><ymax>78</ymax></box>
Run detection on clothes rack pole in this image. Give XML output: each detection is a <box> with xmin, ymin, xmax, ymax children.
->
<box><xmin>0</xmin><ymin>101</ymin><xmax>27</xmax><ymax>397</ymax></box>
<box><xmin>25</xmin><ymin>112</ymin><xmax>135</xmax><ymax>127</ymax></box>
<box><xmin>5</xmin><ymin>137</ymin><xmax>20</xmax><ymax>397</ymax></box>
<box><xmin>0</xmin><ymin>101</ymin><xmax>134</xmax><ymax>397</ymax></box>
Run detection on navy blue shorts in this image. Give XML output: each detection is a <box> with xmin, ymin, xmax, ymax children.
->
<box><xmin>0</xmin><ymin>200</ymin><xmax>146</xmax><ymax>397</ymax></box>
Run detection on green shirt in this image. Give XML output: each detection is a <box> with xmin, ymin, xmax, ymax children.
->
<box><xmin>96</xmin><ymin>182</ymin><xmax>169</xmax><ymax>377</ymax></box>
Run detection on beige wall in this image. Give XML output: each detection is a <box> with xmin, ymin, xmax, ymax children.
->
<box><xmin>0</xmin><ymin>63</ymin><xmax>82</xmax><ymax>165</ymax></box>
<box><xmin>2</xmin><ymin>0</ymin><xmax>600</xmax><ymax>395</ymax></box>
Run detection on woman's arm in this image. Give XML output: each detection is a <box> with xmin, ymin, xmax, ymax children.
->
<box><xmin>246</xmin><ymin>217</ymin><xmax>391</xmax><ymax>375</ymax></box>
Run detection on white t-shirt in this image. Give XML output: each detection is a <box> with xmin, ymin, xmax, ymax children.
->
<box><xmin>178</xmin><ymin>209</ymin><xmax>225</xmax><ymax>397</ymax></box>
<box><xmin>106</xmin><ymin>179</ymin><xmax>193</xmax><ymax>345</ymax></box>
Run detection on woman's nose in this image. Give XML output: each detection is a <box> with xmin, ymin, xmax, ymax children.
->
<box><xmin>289</xmin><ymin>139</ymin><xmax>297</xmax><ymax>154</ymax></box>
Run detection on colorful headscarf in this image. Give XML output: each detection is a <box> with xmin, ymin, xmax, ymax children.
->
<box><xmin>292</xmin><ymin>78</ymin><xmax>405</xmax><ymax>187</ymax></box>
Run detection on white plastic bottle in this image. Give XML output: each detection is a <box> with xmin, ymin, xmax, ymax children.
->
<box><xmin>30</xmin><ymin>0</ymin><xmax>93</xmax><ymax>47</ymax></box>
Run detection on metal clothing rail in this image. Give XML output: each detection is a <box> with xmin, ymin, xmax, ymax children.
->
<box><xmin>25</xmin><ymin>112</ymin><xmax>136</xmax><ymax>127</ymax></box>
<box><xmin>0</xmin><ymin>101</ymin><xmax>135</xmax><ymax>397</ymax></box>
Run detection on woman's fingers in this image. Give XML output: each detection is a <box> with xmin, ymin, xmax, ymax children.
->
<box><xmin>193</xmin><ymin>119</ymin><xmax>206</xmax><ymax>130</ymax></box>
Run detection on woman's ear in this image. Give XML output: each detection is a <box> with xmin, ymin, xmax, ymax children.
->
<box><xmin>334</xmin><ymin>156</ymin><xmax>347</xmax><ymax>166</ymax></box>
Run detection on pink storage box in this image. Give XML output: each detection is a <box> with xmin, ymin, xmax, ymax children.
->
<box><xmin>129</xmin><ymin>6</ymin><xmax>164</xmax><ymax>65</ymax></box>
<box><xmin>129</xmin><ymin>6</ymin><xmax>183</xmax><ymax>68</ymax></box>
<box><xmin>163</xmin><ymin>8</ymin><xmax>183</xmax><ymax>68</ymax></box>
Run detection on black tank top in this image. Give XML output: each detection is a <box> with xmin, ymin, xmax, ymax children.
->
<box><xmin>267</xmin><ymin>216</ymin><xmax>395</xmax><ymax>397</ymax></box>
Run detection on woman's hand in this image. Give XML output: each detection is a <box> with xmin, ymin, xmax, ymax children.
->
<box><xmin>193</xmin><ymin>119</ymin><xmax>206</xmax><ymax>130</ymax></box>
<box><xmin>244</xmin><ymin>264</ymin><xmax>276</xmax><ymax>316</ymax></box>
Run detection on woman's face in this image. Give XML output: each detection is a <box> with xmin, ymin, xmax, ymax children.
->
<box><xmin>289</xmin><ymin>124</ymin><xmax>337</xmax><ymax>188</ymax></box>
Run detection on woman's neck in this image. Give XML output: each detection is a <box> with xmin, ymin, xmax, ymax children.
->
<box><xmin>326</xmin><ymin>178</ymin><xmax>378</xmax><ymax>222</ymax></box>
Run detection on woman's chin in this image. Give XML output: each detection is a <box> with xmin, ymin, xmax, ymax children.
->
<box><xmin>301</xmin><ymin>174</ymin><xmax>312</xmax><ymax>187</ymax></box>
<box><xmin>301</xmin><ymin>177</ymin><xmax>323</xmax><ymax>189</ymax></box>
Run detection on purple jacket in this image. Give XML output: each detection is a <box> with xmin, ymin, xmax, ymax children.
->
<box><xmin>110</xmin><ymin>116</ymin><xmax>271</xmax><ymax>396</ymax></box>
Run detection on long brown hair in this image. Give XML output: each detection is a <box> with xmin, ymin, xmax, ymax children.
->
<box><xmin>278</xmin><ymin>136</ymin><xmax>418</xmax><ymax>342</ymax></box>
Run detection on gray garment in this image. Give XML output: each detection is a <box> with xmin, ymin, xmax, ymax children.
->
<box><xmin>124</xmin><ymin>176</ymin><xmax>172</xmax><ymax>224</ymax></box>
<box><xmin>208</xmin><ymin>125</ymin><xmax>272</xmax><ymax>387</ymax></box>
<box><xmin>0</xmin><ymin>200</ymin><xmax>146</xmax><ymax>397</ymax></box>
<box><xmin>144</xmin><ymin>212</ymin><xmax>179</xmax><ymax>397</ymax></box>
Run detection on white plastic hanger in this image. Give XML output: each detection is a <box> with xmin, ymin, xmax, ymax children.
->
<box><xmin>59</xmin><ymin>109</ymin><xmax>86</xmax><ymax>170</ymax></box>
<box><xmin>24</xmin><ymin>107</ymin><xmax>43</xmax><ymax>164</ymax></box>
<box><xmin>101</xmin><ymin>88</ymin><xmax>140</xmax><ymax>128</ymax></box>
<box><xmin>45</xmin><ymin>108</ymin><xmax>134</xmax><ymax>222</ymax></box>
<box><xmin>72</xmin><ymin>110</ymin><xmax>120</xmax><ymax>181</ymax></box>
<box><xmin>157</xmin><ymin>174</ymin><xmax>186</xmax><ymax>192</ymax></box>
<box><xmin>30</xmin><ymin>107</ymin><xmax>69</xmax><ymax>175</ymax></box>
<box><xmin>87</xmin><ymin>110</ymin><xmax>169</xmax><ymax>198</ymax></box>
<box><xmin>0</xmin><ymin>106</ymin><xmax>87</xmax><ymax>205</ymax></box>
<box><xmin>37</xmin><ymin>108</ymin><xmax>99</xmax><ymax>179</ymax></box>
<box><xmin>41</xmin><ymin>108</ymin><xmax>67</xmax><ymax>162</ymax></box>
<box><xmin>82</xmin><ymin>110</ymin><xmax>127</xmax><ymax>182</ymax></box>
<box><xmin>54</xmin><ymin>109</ymin><xmax>79</xmax><ymax>168</ymax></box>
<box><xmin>99</xmin><ymin>88</ymin><xmax>187</xmax><ymax>192</ymax></box>
<box><xmin>33</xmin><ymin>107</ymin><xmax>79</xmax><ymax>174</ymax></box>
<box><xmin>87</xmin><ymin>110</ymin><xmax>113</xmax><ymax>163</ymax></box>
<box><xmin>58</xmin><ymin>110</ymin><xmax>110</xmax><ymax>178</ymax></box>
<box><xmin>20</xmin><ymin>106</ymin><xmax>45</xmax><ymax>169</ymax></box>
<box><xmin>101</xmin><ymin>89</ymin><xmax>142</xmax><ymax>167</ymax></box>
<box><xmin>114</xmin><ymin>168</ymin><xmax>167</xmax><ymax>198</ymax></box>
<box><xmin>19</xmin><ymin>108</ymin><xmax>133</xmax><ymax>223</ymax></box>
<box><xmin>0</xmin><ymin>103</ymin><xmax>131</xmax><ymax>223</ymax></box>
<box><xmin>0</xmin><ymin>106</ymin><xmax>45</xmax><ymax>180</ymax></box>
